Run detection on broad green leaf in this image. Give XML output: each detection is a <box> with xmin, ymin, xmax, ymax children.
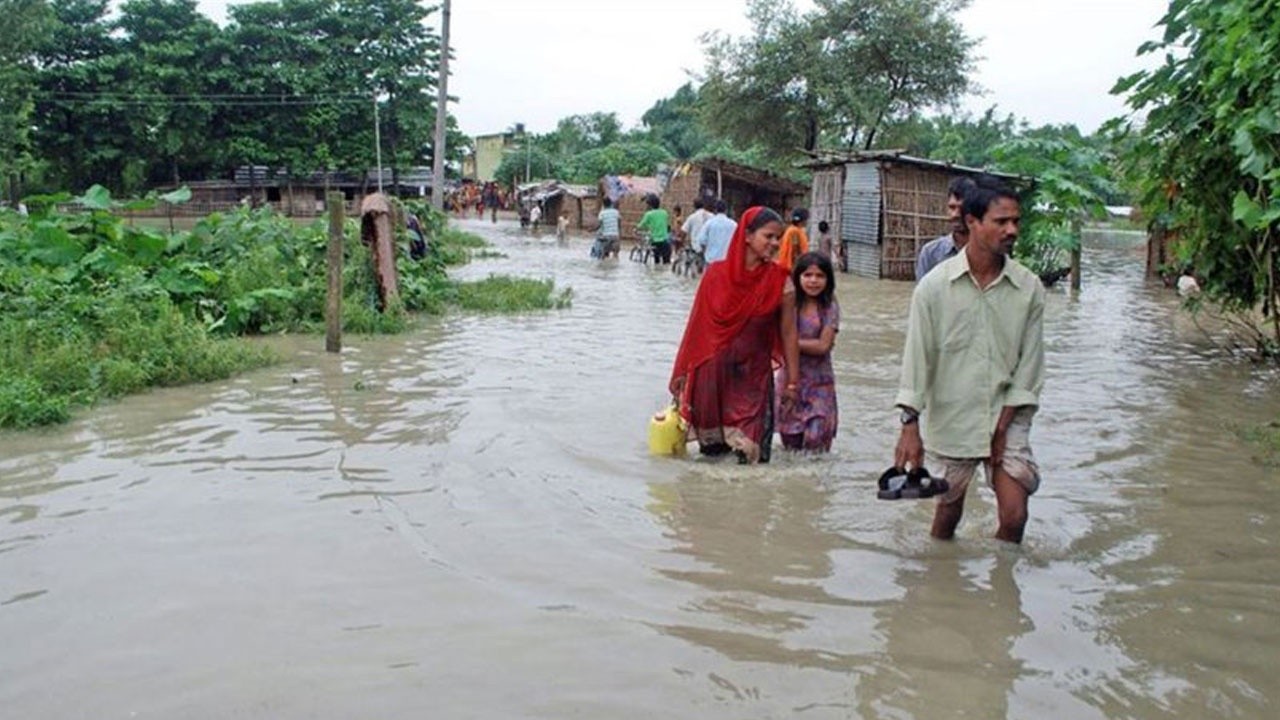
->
<box><xmin>120</xmin><ymin>231</ymin><xmax>168</xmax><ymax>265</ymax></box>
<box><xmin>159</xmin><ymin>187</ymin><xmax>193</xmax><ymax>204</ymax></box>
<box><xmin>29</xmin><ymin>222</ymin><xmax>83</xmax><ymax>266</ymax></box>
<box><xmin>1231</xmin><ymin>191</ymin><xmax>1262</xmax><ymax>227</ymax></box>
<box><xmin>76</xmin><ymin>185</ymin><xmax>114</xmax><ymax>211</ymax></box>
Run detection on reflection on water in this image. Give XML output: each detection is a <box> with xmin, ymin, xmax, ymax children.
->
<box><xmin>0</xmin><ymin>223</ymin><xmax>1276</xmax><ymax>718</ymax></box>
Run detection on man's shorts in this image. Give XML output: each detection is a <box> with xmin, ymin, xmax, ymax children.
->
<box><xmin>926</xmin><ymin>407</ymin><xmax>1040</xmax><ymax>505</ymax></box>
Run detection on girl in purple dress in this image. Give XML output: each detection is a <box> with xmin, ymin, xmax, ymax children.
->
<box><xmin>777</xmin><ymin>252</ymin><xmax>839</xmax><ymax>451</ymax></box>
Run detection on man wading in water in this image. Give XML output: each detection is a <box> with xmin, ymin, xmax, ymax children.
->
<box><xmin>893</xmin><ymin>175</ymin><xmax>1045</xmax><ymax>543</ymax></box>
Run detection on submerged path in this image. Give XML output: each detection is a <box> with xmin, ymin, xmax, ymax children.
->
<box><xmin>1</xmin><ymin>220</ymin><xmax>1277</xmax><ymax>718</ymax></box>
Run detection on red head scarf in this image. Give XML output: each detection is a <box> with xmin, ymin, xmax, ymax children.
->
<box><xmin>668</xmin><ymin>206</ymin><xmax>789</xmax><ymax>394</ymax></box>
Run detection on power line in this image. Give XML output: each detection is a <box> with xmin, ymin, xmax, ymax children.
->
<box><xmin>38</xmin><ymin>91</ymin><xmax>373</xmax><ymax>107</ymax></box>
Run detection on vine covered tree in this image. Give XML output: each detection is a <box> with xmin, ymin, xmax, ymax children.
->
<box><xmin>1114</xmin><ymin>0</ymin><xmax>1280</xmax><ymax>357</ymax></box>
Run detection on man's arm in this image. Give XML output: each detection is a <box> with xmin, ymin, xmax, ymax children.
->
<box><xmin>992</xmin><ymin>286</ymin><xmax>1045</xmax><ymax>463</ymax></box>
<box><xmin>893</xmin><ymin>285</ymin><xmax>934</xmax><ymax>469</ymax></box>
<box><xmin>1005</xmin><ymin>286</ymin><xmax>1045</xmax><ymax>409</ymax></box>
<box><xmin>914</xmin><ymin>239</ymin><xmax>935</xmax><ymax>280</ymax></box>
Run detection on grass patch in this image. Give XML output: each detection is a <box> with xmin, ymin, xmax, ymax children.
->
<box><xmin>0</xmin><ymin>291</ymin><xmax>275</xmax><ymax>429</ymax></box>
<box><xmin>455</xmin><ymin>275</ymin><xmax>573</xmax><ymax>313</ymax></box>
<box><xmin>1236</xmin><ymin>419</ymin><xmax>1280</xmax><ymax>467</ymax></box>
<box><xmin>0</xmin><ymin>199</ymin><xmax>570</xmax><ymax>430</ymax></box>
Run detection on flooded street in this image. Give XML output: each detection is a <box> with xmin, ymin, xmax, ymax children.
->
<box><xmin>2</xmin><ymin>220</ymin><xmax>1278</xmax><ymax>718</ymax></box>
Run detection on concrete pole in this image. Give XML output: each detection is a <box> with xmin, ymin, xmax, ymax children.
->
<box><xmin>431</xmin><ymin>0</ymin><xmax>452</xmax><ymax>210</ymax></box>
<box><xmin>374</xmin><ymin>96</ymin><xmax>384</xmax><ymax>194</ymax></box>
<box><xmin>325</xmin><ymin>192</ymin><xmax>345</xmax><ymax>353</ymax></box>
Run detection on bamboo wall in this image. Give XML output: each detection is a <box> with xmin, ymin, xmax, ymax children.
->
<box><xmin>809</xmin><ymin>167</ymin><xmax>844</xmax><ymax>265</ymax></box>
<box><xmin>879</xmin><ymin>165</ymin><xmax>952</xmax><ymax>281</ymax></box>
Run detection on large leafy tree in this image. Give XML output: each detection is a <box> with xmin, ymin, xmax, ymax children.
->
<box><xmin>28</xmin><ymin>0</ymin><xmax>461</xmax><ymax>193</ymax></box>
<box><xmin>560</xmin><ymin>141</ymin><xmax>672</xmax><ymax>184</ymax></box>
<box><xmin>32</xmin><ymin>0</ymin><xmax>130</xmax><ymax>192</ymax></box>
<box><xmin>640</xmin><ymin>83</ymin><xmax>713</xmax><ymax>159</ymax></box>
<box><xmin>336</xmin><ymin>0</ymin><xmax>442</xmax><ymax>187</ymax></box>
<box><xmin>549</xmin><ymin>113</ymin><xmax>623</xmax><ymax>158</ymax></box>
<box><xmin>1114</xmin><ymin>0</ymin><xmax>1280</xmax><ymax>356</ymax></box>
<box><xmin>0</xmin><ymin>0</ymin><xmax>53</xmax><ymax>202</ymax></box>
<box><xmin>700</xmin><ymin>0</ymin><xmax>976</xmax><ymax>161</ymax></box>
<box><xmin>115</xmin><ymin>0</ymin><xmax>229</xmax><ymax>188</ymax></box>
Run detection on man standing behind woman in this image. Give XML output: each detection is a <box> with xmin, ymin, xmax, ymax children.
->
<box><xmin>895</xmin><ymin>175</ymin><xmax>1045</xmax><ymax>544</ymax></box>
<box><xmin>679</xmin><ymin>199</ymin><xmax>712</xmax><ymax>254</ymax></box>
<box><xmin>637</xmin><ymin>194</ymin><xmax>672</xmax><ymax>264</ymax></box>
<box><xmin>696</xmin><ymin>199</ymin><xmax>737</xmax><ymax>264</ymax></box>
<box><xmin>669</xmin><ymin>207</ymin><xmax>800</xmax><ymax>464</ymax></box>
<box><xmin>916</xmin><ymin>176</ymin><xmax>977</xmax><ymax>279</ymax></box>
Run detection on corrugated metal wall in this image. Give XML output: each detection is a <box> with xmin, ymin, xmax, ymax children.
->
<box><xmin>842</xmin><ymin>163</ymin><xmax>882</xmax><ymax>278</ymax></box>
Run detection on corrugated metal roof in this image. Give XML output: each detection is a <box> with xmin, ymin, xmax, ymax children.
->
<box><xmin>801</xmin><ymin>149</ymin><xmax>1026</xmax><ymax>182</ymax></box>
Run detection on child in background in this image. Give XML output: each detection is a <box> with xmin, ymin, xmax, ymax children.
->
<box><xmin>816</xmin><ymin>219</ymin><xmax>843</xmax><ymax>270</ymax></box>
<box><xmin>556</xmin><ymin>211</ymin><xmax>570</xmax><ymax>242</ymax></box>
<box><xmin>777</xmin><ymin>207</ymin><xmax>810</xmax><ymax>271</ymax></box>
<box><xmin>776</xmin><ymin>251</ymin><xmax>839</xmax><ymax>452</ymax></box>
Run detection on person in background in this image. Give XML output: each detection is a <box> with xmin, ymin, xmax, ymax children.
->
<box><xmin>775</xmin><ymin>251</ymin><xmax>840</xmax><ymax>452</ymax></box>
<box><xmin>556</xmin><ymin>211</ymin><xmax>570</xmax><ymax>242</ymax></box>
<box><xmin>594</xmin><ymin>196</ymin><xmax>622</xmax><ymax>259</ymax></box>
<box><xmin>696</xmin><ymin>199</ymin><xmax>737</xmax><ymax>264</ymax></box>
<box><xmin>669</xmin><ymin>207</ymin><xmax>801</xmax><ymax>464</ymax></box>
<box><xmin>484</xmin><ymin>183</ymin><xmax>499</xmax><ymax>223</ymax></box>
<box><xmin>669</xmin><ymin>205</ymin><xmax>685</xmax><ymax>254</ymax></box>
<box><xmin>680</xmin><ymin>198</ymin><xmax>712</xmax><ymax>255</ymax></box>
<box><xmin>529</xmin><ymin>202</ymin><xmax>542</xmax><ymax>232</ymax></box>
<box><xmin>894</xmin><ymin>175</ymin><xmax>1045</xmax><ymax>544</ymax></box>
<box><xmin>407</xmin><ymin>213</ymin><xmax>428</xmax><ymax>260</ymax></box>
<box><xmin>915</xmin><ymin>176</ymin><xmax>978</xmax><ymax>280</ymax></box>
<box><xmin>777</xmin><ymin>207</ymin><xmax>810</xmax><ymax>271</ymax></box>
<box><xmin>816</xmin><ymin>220</ymin><xmax>836</xmax><ymax>260</ymax></box>
<box><xmin>637</xmin><ymin>193</ymin><xmax>672</xmax><ymax>264</ymax></box>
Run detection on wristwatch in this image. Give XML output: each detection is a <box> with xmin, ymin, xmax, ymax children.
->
<box><xmin>899</xmin><ymin>408</ymin><xmax>919</xmax><ymax>425</ymax></box>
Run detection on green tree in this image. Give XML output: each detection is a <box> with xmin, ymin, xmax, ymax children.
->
<box><xmin>991</xmin><ymin>132</ymin><xmax>1114</xmax><ymax>277</ymax></box>
<box><xmin>700</xmin><ymin>0</ymin><xmax>976</xmax><ymax>162</ymax></box>
<box><xmin>560</xmin><ymin>141</ymin><xmax>672</xmax><ymax>184</ymax></box>
<box><xmin>640</xmin><ymin>84</ymin><xmax>713</xmax><ymax>159</ymax></box>
<box><xmin>0</xmin><ymin>0</ymin><xmax>53</xmax><ymax>201</ymax></box>
<box><xmin>550</xmin><ymin>112</ymin><xmax>623</xmax><ymax>157</ymax></box>
<box><xmin>115</xmin><ymin>0</ymin><xmax>228</xmax><ymax>189</ymax></box>
<box><xmin>1113</xmin><ymin>0</ymin><xmax>1280</xmax><ymax>356</ymax></box>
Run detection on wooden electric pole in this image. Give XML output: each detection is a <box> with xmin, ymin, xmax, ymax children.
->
<box><xmin>430</xmin><ymin>0</ymin><xmax>452</xmax><ymax>210</ymax></box>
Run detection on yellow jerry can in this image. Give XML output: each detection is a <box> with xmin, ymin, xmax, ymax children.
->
<box><xmin>648</xmin><ymin>403</ymin><xmax>687</xmax><ymax>456</ymax></box>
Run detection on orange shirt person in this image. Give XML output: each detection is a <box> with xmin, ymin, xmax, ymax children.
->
<box><xmin>777</xmin><ymin>207</ymin><xmax>810</xmax><ymax>271</ymax></box>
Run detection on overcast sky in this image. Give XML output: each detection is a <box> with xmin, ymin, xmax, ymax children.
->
<box><xmin>194</xmin><ymin>0</ymin><xmax>1168</xmax><ymax>137</ymax></box>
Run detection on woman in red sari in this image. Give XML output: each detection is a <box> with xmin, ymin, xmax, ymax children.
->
<box><xmin>669</xmin><ymin>207</ymin><xmax>801</xmax><ymax>463</ymax></box>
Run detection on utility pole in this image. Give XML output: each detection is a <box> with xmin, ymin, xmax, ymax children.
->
<box><xmin>431</xmin><ymin>0</ymin><xmax>452</xmax><ymax>210</ymax></box>
<box><xmin>374</xmin><ymin>94</ymin><xmax>384</xmax><ymax>193</ymax></box>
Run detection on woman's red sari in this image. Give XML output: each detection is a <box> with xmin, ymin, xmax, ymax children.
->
<box><xmin>668</xmin><ymin>207</ymin><xmax>790</xmax><ymax>461</ymax></box>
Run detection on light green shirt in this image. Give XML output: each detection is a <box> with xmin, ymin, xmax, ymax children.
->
<box><xmin>637</xmin><ymin>208</ymin><xmax>670</xmax><ymax>243</ymax></box>
<box><xmin>894</xmin><ymin>249</ymin><xmax>1046</xmax><ymax>458</ymax></box>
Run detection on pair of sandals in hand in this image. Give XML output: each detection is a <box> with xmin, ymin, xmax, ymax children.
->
<box><xmin>877</xmin><ymin>466</ymin><xmax>950</xmax><ymax>500</ymax></box>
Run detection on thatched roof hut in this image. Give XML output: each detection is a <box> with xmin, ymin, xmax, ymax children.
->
<box><xmin>662</xmin><ymin>157</ymin><xmax>810</xmax><ymax>221</ymax></box>
<box><xmin>803</xmin><ymin>150</ymin><xmax>1027</xmax><ymax>280</ymax></box>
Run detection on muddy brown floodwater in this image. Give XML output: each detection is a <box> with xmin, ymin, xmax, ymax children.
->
<box><xmin>2</xmin><ymin>220</ymin><xmax>1278</xmax><ymax>718</ymax></box>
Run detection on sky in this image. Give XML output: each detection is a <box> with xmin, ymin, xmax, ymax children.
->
<box><xmin>194</xmin><ymin>0</ymin><xmax>1169</xmax><ymax>137</ymax></box>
